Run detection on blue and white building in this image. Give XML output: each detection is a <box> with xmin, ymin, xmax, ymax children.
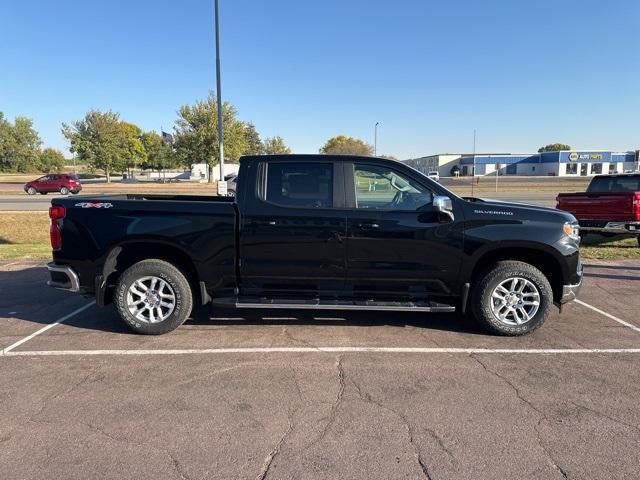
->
<box><xmin>403</xmin><ymin>151</ymin><xmax>639</xmax><ymax>177</ymax></box>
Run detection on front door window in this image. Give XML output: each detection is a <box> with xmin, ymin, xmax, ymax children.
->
<box><xmin>353</xmin><ymin>164</ymin><xmax>432</xmax><ymax>211</ymax></box>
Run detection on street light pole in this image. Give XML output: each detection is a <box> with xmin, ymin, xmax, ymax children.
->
<box><xmin>214</xmin><ymin>0</ymin><xmax>224</xmax><ymax>183</ymax></box>
<box><xmin>374</xmin><ymin>122</ymin><xmax>380</xmax><ymax>156</ymax></box>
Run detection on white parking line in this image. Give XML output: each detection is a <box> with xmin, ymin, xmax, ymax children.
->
<box><xmin>1</xmin><ymin>301</ymin><xmax>95</xmax><ymax>355</ymax></box>
<box><xmin>4</xmin><ymin>347</ymin><xmax>640</xmax><ymax>356</ymax></box>
<box><xmin>575</xmin><ymin>299</ymin><xmax>640</xmax><ymax>334</ymax></box>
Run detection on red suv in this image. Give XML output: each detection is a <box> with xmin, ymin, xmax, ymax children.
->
<box><xmin>24</xmin><ymin>174</ymin><xmax>82</xmax><ymax>195</ymax></box>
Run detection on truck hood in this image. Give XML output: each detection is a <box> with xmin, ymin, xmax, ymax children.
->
<box><xmin>463</xmin><ymin>197</ymin><xmax>577</xmax><ymax>223</ymax></box>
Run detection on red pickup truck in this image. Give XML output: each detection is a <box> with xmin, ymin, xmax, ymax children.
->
<box><xmin>557</xmin><ymin>174</ymin><xmax>640</xmax><ymax>245</ymax></box>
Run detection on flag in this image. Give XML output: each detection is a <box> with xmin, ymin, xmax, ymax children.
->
<box><xmin>161</xmin><ymin>131</ymin><xmax>174</xmax><ymax>145</ymax></box>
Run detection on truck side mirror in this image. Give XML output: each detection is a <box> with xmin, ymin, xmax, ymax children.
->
<box><xmin>433</xmin><ymin>195</ymin><xmax>454</xmax><ymax>222</ymax></box>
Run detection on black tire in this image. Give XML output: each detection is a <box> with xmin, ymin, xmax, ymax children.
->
<box><xmin>27</xmin><ymin>187</ymin><xmax>36</xmax><ymax>195</ymax></box>
<box><xmin>59</xmin><ymin>186</ymin><xmax>69</xmax><ymax>195</ymax></box>
<box><xmin>471</xmin><ymin>260</ymin><xmax>552</xmax><ymax>336</ymax></box>
<box><xmin>40</xmin><ymin>192</ymin><xmax>48</xmax><ymax>195</ymax></box>
<box><xmin>115</xmin><ymin>259</ymin><xmax>193</xmax><ymax>335</ymax></box>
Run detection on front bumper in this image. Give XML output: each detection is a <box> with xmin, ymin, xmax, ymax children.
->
<box><xmin>46</xmin><ymin>262</ymin><xmax>80</xmax><ymax>292</ymax></box>
<box><xmin>580</xmin><ymin>221</ymin><xmax>640</xmax><ymax>235</ymax></box>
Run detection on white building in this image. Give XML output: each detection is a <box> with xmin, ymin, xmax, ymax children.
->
<box><xmin>403</xmin><ymin>151</ymin><xmax>638</xmax><ymax>177</ymax></box>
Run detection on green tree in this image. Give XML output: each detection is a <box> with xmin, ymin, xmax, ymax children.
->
<box><xmin>0</xmin><ymin>113</ymin><xmax>42</xmax><ymax>172</ymax></box>
<box><xmin>62</xmin><ymin>110</ymin><xmax>127</xmax><ymax>182</ymax></box>
<box><xmin>0</xmin><ymin>113</ymin><xmax>12</xmax><ymax>171</ymax></box>
<box><xmin>39</xmin><ymin>148</ymin><xmax>65</xmax><ymax>173</ymax></box>
<box><xmin>263</xmin><ymin>136</ymin><xmax>291</xmax><ymax>155</ymax></box>
<box><xmin>319</xmin><ymin>135</ymin><xmax>373</xmax><ymax>156</ymax></box>
<box><xmin>243</xmin><ymin>122</ymin><xmax>264</xmax><ymax>155</ymax></box>
<box><xmin>173</xmin><ymin>94</ymin><xmax>248</xmax><ymax>182</ymax></box>
<box><xmin>538</xmin><ymin>143</ymin><xmax>572</xmax><ymax>153</ymax></box>
<box><xmin>118</xmin><ymin>122</ymin><xmax>146</xmax><ymax>175</ymax></box>
<box><xmin>140</xmin><ymin>131</ymin><xmax>176</xmax><ymax>171</ymax></box>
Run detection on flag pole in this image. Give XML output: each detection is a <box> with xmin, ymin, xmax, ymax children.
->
<box><xmin>214</xmin><ymin>0</ymin><xmax>224</xmax><ymax>184</ymax></box>
<box><xmin>471</xmin><ymin>129</ymin><xmax>476</xmax><ymax>197</ymax></box>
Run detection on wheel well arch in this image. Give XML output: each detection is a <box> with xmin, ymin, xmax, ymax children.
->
<box><xmin>102</xmin><ymin>241</ymin><xmax>201</xmax><ymax>305</ymax></box>
<box><xmin>470</xmin><ymin>247</ymin><xmax>564</xmax><ymax>303</ymax></box>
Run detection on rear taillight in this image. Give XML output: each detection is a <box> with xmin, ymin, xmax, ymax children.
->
<box><xmin>49</xmin><ymin>205</ymin><xmax>65</xmax><ymax>250</ymax></box>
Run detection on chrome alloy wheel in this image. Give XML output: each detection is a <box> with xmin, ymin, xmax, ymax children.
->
<box><xmin>126</xmin><ymin>276</ymin><xmax>176</xmax><ymax>323</ymax></box>
<box><xmin>490</xmin><ymin>277</ymin><xmax>540</xmax><ymax>326</ymax></box>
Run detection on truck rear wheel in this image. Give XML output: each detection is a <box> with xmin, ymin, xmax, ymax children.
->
<box><xmin>471</xmin><ymin>261</ymin><xmax>552</xmax><ymax>336</ymax></box>
<box><xmin>115</xmin><ymin>259</ymin><xmax>193</xmax><ymax>335</ymax></box>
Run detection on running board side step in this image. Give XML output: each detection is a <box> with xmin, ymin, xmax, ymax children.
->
<box><xmin>210</xmin><ymin>298</ymin><xmax>455</xmax><ymax>313</ymax></box>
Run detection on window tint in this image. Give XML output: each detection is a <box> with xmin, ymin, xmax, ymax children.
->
<box><xmin>354</xmin><ymin>164</ymin><xmax>432</xmax><ymax>210</ymax></box>
<box><xmin>265</xmin><ymin>162</ymin><xmax>333</xmax><ymax>208</ymax></box>
<box><xmin>589</xmin><ymin>176</ymin><xmax>640</xmax><ymax>193</ymax></box>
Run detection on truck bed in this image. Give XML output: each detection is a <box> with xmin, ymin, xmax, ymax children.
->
<box><xmin>51</xmin><ymin>194</ymin><xmax>239</xmax><ymax>295</ymax></box>
<box><xmin>556</xmin><ymin>191</ymin><xmax>640</xmax><ymax>222</ymax></box>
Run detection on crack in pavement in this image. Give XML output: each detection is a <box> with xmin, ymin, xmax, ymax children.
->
<box><xmin>79</xmin><ymin>420</ymin><xmax>193</xmax><ymax>480</ymax></box>
<box><xmin>255</xmin><ymin>362</ymin><xmax>306</xmax><ymax>480</ymax></box>
<box><xmin>15</xmin><ymin>363</ymin><xmax>192</xmax><ymax>480</ymax></box>
<box><xmin>26</xmin><ymin>363</ymin><xmax>103</xmax><ymax>427</ymax></box>
<box><xmin>303</xmin><ymin>355</ymin><xmax>345</xmax><ymax>451</ymax></box>
<box><xmin>255</xmin><ymin>408</ymin><xmax>295</xmax><ymax>480</ymax></box>
<box><xmin>567</xmin><ymin>400</ymin><xmax>640</xmax><ymax>435</ymax></box>
<box><xmin>471</xmin><ymin>354</ymin><xmax>569</xmax><ymax>479</ymax></box>
<box><xmin>423</xmin><ymin>427</ymin><xmax>456</xmax><ymax>463</ymax></box>
<box><xmin>350</xmin><ymin>378</ymin><xmax>436</xmax><ymax>479</ymax></box>
<box><xmin>279</xmin><ymin>325</ymin><xmax>320</xmax><ymax>350</ymax></box>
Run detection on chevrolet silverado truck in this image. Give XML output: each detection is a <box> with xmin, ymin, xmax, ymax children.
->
<box><xmin>557</xmin><ymin>174</ymin><xmax>640</xmax><ymax>245</ymax></box>
<box><xmin>46</xmin><ymin>155</ymin><xmax>582</xmax><ymax>336</ymax></box>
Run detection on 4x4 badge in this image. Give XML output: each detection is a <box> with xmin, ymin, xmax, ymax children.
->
<box><xmin>75</xmin><ymin>202</ymin><xmax>114</xmax><ymax>209</ymax></box>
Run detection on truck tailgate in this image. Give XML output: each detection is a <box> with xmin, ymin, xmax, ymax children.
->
<box><xmin>557</xmin><ymin>192</ymin><xmax>639</xmax><ymax>221</ymax></box>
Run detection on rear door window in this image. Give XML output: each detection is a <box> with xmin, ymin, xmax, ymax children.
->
<box><xmin>264</xmin><ymin>162</ymin><xmax>334</xmax><ymax>208</ymax></box>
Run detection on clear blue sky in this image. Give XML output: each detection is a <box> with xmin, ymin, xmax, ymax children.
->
<box><xmin>1</xmin><ymin>0</ymin><xmax>638</xmax><ymax>159</ymax></box>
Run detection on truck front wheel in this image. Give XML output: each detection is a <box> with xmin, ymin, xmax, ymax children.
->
<box><xmin>471</xmin><ymin>261</ymin><xmax>552</xmax><ymax>336</ymax></box>
<box><xmin>115</xmin><ymin>259</ymin><xmax>193</xmax><ymax>335</ymax></box>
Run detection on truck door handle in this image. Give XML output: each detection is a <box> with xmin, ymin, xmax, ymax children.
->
<box><xmin>250</xmin><ymin>220</ymin><xmax>276</xmax><ymax>226</ymax></box>
<box><xmin>356</xmin><ymin>223</ymin><xmax>380</xmax><ymax>229</ymax></box>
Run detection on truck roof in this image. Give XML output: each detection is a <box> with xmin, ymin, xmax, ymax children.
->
<box><xmin>239</xmin><ymin>154</ymin><xmax>400</xmax><ymax>163</ymax></box>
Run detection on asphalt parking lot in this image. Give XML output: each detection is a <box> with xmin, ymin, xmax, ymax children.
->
<box><xmin>1</xmin><ymin>260</ymin><xmax>639</xmax><ymax>479</ymax></box>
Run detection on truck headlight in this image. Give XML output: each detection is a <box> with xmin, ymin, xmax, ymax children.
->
<box><xmin>563</xmin><ymin>222</ymin><xmax>580</xmax><ymax>242</ymax></box>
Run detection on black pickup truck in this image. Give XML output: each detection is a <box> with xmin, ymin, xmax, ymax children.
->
<box><xmin>46</xmin><ymin>155</ymin><xmax>582</xmax><ymax>336</ymax></box>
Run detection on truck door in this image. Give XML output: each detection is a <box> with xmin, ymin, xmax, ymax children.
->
<box><xmin>344</xmin><ymin>161</ymin><xmax>463</xmax><ymax>301</ymax></box>
<box><xmin>239</xmin><ymin>159</ymin><xmax>347</xmax><ymax>298</ymax></box>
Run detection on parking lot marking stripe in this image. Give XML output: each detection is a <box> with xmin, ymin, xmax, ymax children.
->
<box><xmin>575</xmin><ymin>299</ymin><xmax>640</xmax><ymax>334</ymax></box>
<box><xmin>4</xmin><ymin>347</ymin><xmax>640</xmax><ymax>357</ymax></box>
<box><xmin>1</xmin><ymin>301</ymin><xmax>96</xmax><ymax>355</ymax></box>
